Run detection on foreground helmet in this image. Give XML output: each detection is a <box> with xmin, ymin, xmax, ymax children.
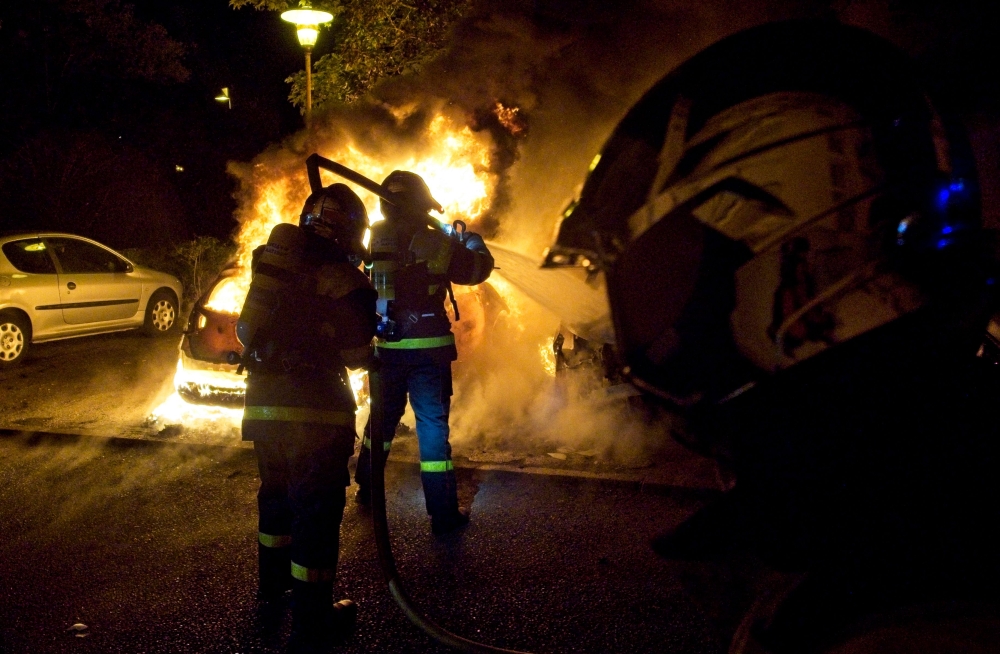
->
<box><xmin>545</xmin><ymin>20</ymin><xmax>994</xmax><ymax>422</ymax></box>
<box><xmin>300</xmin><ymin>183</ymin><xmax>368</xmax><ymax>257</ymax></box>
<box><xmin>380</xmin><ymin>170</ymin><xmax>443</xmax><ymax>222</ymax></box>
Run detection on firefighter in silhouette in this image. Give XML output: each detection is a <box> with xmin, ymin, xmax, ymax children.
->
<box><xmin>238</xmin><ymin>183</ymin><xmax>376</xmax><ymax>646</ymax></box>
<box><xmin>355</xmin><ymin>171</ymin><xmax>494</xmax><ymax>535</ymax></box>
<box><xmin>544</xmin><ymin>20</ymin><xmax>1000</xmax><ymax>652</ymax></box>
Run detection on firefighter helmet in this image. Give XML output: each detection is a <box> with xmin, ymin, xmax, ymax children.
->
<box><xmin>300</xmin><ymin>183</ymin><xmax>368</xmax><ymax>257</ymax></box>
<box><xmin>380</xmin><ymin>170</ymin><xmax>443</xmax><ymax>222</ymax></box>
<box><xmin>545</xmin><ymin>20</ymin><xmax>994</xmax><ymax>417</ymax></box>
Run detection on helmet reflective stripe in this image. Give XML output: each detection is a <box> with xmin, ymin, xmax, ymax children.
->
<box><xmin>259</xmin><ymin>532</ymin><xmax>292</xmax><ymax>548</ymax></box>
<box><xmin>420</xmin><ymin>460</ymin><xmax>454</xmax><ymax>473</ymax></box>
<box><xmin>291</xmin><ymin>562</ymin><xmax>334</xmax><ymax>583</ymax></box>
<box><xmin>630</xmin><ymin>93</ymin><xmax>877</xmax><ymax>251</ymax></box>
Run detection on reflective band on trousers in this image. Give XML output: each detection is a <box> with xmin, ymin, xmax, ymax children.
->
<box><xmin>243</xmin><ymin>406</ymin><xmax>354</xmax><ymax>425</ymax></box>
<box><xmin>420</xmin><ymin>460</ymin><xmax>454</xmax><ymax>473</ymax></box>
<box><xmin>291</xmin><ymin>561</ymin><xmax>335</xmax><ymax>583</ymax></box>
<box><xmin>376</xmin><ymin>334</ymin><xmax>455</xmax><ymax>350</ymax></box>
<box><xmin>362</xmin><ymin>437</ymin><xmax>392</xmax><ymax>451</ymax></box>
<box><xmin>258</xmin><ymin>532</ymin><xmax>292</xmax><ymax>548</ymax></box>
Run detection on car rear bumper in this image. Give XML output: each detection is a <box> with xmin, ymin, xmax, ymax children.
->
<box><xmin>175</xmin><ymin>349</ymin><xmax>245</xmax><ymax>406</ymax></box>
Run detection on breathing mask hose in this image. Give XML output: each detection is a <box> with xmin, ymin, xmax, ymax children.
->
<box><xmin>367</xmin><ymin>352</ymin><xmax>535</xmax><ymax>654</ymax></box>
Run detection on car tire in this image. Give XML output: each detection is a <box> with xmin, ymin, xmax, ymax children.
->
<box><xmin>143</xmin><ymin>289</ymin><xmax>179</xmax><ymax>337</ymax></box>
<box><xmin>0</xmin><ymin>311</ymin><xmax>31</xmax><ymax>367</ymax></box>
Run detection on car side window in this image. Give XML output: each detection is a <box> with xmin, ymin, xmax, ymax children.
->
<box><xmin>46</xmin><ymin>238</ymin><xmax>130</xmax><ymax>274</ymax></box>
<box><xmin>1</xmin><ymin>239</ymin><xmax>57</xmax><ymax>274</ymax></box>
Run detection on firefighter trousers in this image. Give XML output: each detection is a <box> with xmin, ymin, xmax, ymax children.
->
<box><xmin>255</xmin><ymin>427</ymin><xmax>355</xmax><ymax>593</ymax></box>
<box><xmin>356</xmin><ymin>359</ymin><xmax>460</xmax><ymax>519</ymax></box>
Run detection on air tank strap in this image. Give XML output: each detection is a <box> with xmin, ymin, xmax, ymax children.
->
<box><xmin>446</xmin><ymin>282</ymin><xmax>460</xmax><ymax>321</ymax></box>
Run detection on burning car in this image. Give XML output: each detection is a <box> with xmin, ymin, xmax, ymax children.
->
<box><xmin>175</xmin><ymin>266</ymin><xmax>245</xmax><ymax>405</ymax></box>
<box><xmin>175</xmin><ymin>259</ymin><xmax>511</xmax><ymax>407</ymax></box>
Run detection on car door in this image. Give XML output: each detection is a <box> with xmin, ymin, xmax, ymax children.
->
<box><xmin>45</xmin><ymin>237</ymin><xmax>143</xmax><ymax>325</ymax></box>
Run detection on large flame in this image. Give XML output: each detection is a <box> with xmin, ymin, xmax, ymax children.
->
<box><xmin>153</xmin><ymin>111</ymin><xmax>529</xmax><ymax>430</ymax></box>
<box><xmin>211</xmin><ymin>114</ymin><xmax>496</xmax><ymax>316</ymax></box>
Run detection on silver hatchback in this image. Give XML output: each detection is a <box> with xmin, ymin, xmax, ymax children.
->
<box><xmin>0</xmin><ymin>232</ymin><xmax>184</xmax><ymax>367</ymax></box>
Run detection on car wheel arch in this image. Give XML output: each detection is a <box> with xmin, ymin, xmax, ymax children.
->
<box><xmin>142</xmin><ymin>288</ymin><xmax>180</xmax><ymax>337</ymax></box>
<box><xmin>0</xmin><ymin>308</ymin><xmax>33</xmax><ymax>340</ymax></box>
<box><xmin>0</xmin><ymin>308</ymin><xmax>33</xmax><ymax>366</ymax></box>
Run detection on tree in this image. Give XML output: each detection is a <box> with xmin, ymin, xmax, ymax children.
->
<box><xmin>0</xmin><ymin>0</ymin><xmax>189</xmax><ymax>142</ymax></box>
<box><xmin>229</xmin><ymin>0</ymin><xmax>472</xmax><ymax>109</ymax></box>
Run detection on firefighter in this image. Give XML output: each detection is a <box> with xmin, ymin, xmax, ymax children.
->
<box><xmin>239</xmin><ymin>183</ymin><xmax>376</xmax><ymax>647</ymax></box>
<box><xmin>544</xmin><ymin>20</ymin><xmax>999</xmax><ymax>651</ymax></box>
<box><xmin>355</xmin><ymin>170</ymin><xmax>494</xmax><ymax>535</ymax></box>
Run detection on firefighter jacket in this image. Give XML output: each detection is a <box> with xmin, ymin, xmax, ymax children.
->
<box><xmin>243</xmin><ymin>241</ymin><xmax>377</xmax><ymax>442</ymax></box>
<box><xmin>370</xmin><ymin>217</ymin><xmax>494</xmax><ymax>364</ymax></box>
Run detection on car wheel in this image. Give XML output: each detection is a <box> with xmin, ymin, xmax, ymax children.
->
<box><xmin>0</xmin><ymin>311</ymin><xmax>31</xmax><ymax>367</ymax></box>
<box><xmin>143</xmin><ymin>289</ymin><xmax>179</xmax><ymax>337</ymax></box>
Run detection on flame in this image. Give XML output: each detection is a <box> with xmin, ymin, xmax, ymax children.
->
<box><xmin>493</xmin><ymin>101</ymin><xmax>526</xmax><ymax>136</ymax></box>
<box><xmin>206</xmin><ymin>113</ymin><xmax>496</xmax><ymax>316</ymax></box>
<box><xmin>156</xmin><ymin>108</ymin><xmax>561</xmax><ymax>436</ymax></box>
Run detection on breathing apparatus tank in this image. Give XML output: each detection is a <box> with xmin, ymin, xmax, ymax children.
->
<box><xmin>235</xmin><ymin>222</ymin><xmax>308</xmax><ymax>352</ymax></box>
<box><xmin>369</xmin><ymin>222</ymin><xmax>401</xmax><ymax>340</ymax></box>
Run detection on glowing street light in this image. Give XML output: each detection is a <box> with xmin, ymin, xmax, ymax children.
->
<box><xmin>280</xmin><ymin>1</ymin><xmax>333</xmax><ymax>128</ymax></box>
<box><xmin>215</xmin><ymin>87</ymin><xmax>231</xmax><ymax>109</ymax></box>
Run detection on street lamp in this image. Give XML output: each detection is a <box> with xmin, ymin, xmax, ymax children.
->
<box><xmin>281</xmin><ymin>1</ymin><xmax>333</xmax><ymax>128</ymax></box>
<box><xmin>214</xmin><ymin>87</ymin><xmax>231</xmax><ymax>109</ymax></box>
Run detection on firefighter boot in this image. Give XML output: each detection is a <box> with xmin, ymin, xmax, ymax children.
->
<box><xmin>258</xmin><ymin>542</ymin><xmax>293</xmax><ymax>598</ymax></box>
<box><xmin>423</xmin><ymin>468</ymin><xmax>470</xmax><ymax>535</ymax></box>
<box><xmin>431</xmin><ymin>506</ymin><xmax>470</xmax><ymax>536</ymax></box>
<box><xmin>290</xmin><ymin>579</ymin><xmax>357</xmax><ymax>650</ymax></box>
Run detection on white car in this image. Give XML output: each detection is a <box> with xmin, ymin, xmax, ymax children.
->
<box><xmin>0</xmin><ymin>232</ymin><xmax>183</xmax><ymax>367</ymax></box>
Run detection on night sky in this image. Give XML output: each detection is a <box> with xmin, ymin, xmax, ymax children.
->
<box><xmin>3</xmin><ymin>1</ymin><xmax>1000</xmax><ymax>249</ymax></box>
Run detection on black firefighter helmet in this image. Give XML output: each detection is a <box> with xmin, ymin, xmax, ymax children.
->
<box><xmin>544</xmin><ymin>20</ymin><xmax>996</xmax><ymax>454</ymax></box>
<box><xmin>300</xmin><ymin>182</ymin><xmax>368</xmax><ymax>259</ymax></box>
<box><xmin>379</xmin><ymin>170</ymin><xmax>443</xmax><ymax>223</ymax></box>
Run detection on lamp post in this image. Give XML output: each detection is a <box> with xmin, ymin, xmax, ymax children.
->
<box><xmin>214</xmin><ymin>87</ymin><xmax>231</xmax><ymax>109</ymax></box>
<box><xmin>280</xmin><ymin>2</ymin><xmax>333</xmax><ymax>129</ymax></box>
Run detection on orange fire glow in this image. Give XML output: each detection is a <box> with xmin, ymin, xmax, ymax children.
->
<box><xmin>211</xmin><ymin>113</ymin><xmax>497</xmax><ymax>316</ymax></box>
<box><xmin>156</xmin><ymin>111</ymin><xmax>516</xmax><ymax>427</ymax></box>
<box><xmin>494</xmin><ymin>102</ymin><xmax>526</xmax><ymax>136</ymax></box>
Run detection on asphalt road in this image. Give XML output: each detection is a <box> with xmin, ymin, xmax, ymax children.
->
<box><xmin>0</xmin><ymin>329</ymin><xmax>723</xmax><ymax>488</ymax></box>
<box><xmin>0</xmin><ymin>329</ymin><xmax>180</xmax><ymax>440</ymax></box>
<box><xmin>0</xmin><ymin>329</ymin><xmax>750</xmax><ymax>652</ymax></box>
<box><xmin>0</xmin><ymin>432</ymin><xmax>753</xmax><ymax>654</ymax></box>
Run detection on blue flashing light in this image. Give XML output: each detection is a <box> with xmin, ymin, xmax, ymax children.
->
<box><xmin>949</xmin><ymin>179</ymin><xmax>966</xmax><ymax>193</ymax></box>
<box><xmin>935</xmin><ymin>237</ymin><xmax>953</xmax><ymax>250</ymax></box>
<box><xmin>936</xmin><ymin>188</ymin><xmax>951</xmax><ymax>209</ymax></box>
<box><xmin>987</xmin><ymin>277</ymin><xmax>996</xmax><ymax>286</ymax></box>
<box><xmin>897</xmin><ymin>216</ymin><xmax>912</xmax><ymax>236</ymax></box>
<box><xmin>941</xmin><ymin>224</ymin><xmax>954</xmax><ymax>235</ymax></box>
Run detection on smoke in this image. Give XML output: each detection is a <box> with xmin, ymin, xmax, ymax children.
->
<box><xmin>226</xmin><ymin>1</ymin><xmax>917</xmax><ymax>465</ymax></box>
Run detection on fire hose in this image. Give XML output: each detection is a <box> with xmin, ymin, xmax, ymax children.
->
<box><xmin>308</xmin><ymin>154</ymin><xmax>536</xmax><ymax>651</ymax></box>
